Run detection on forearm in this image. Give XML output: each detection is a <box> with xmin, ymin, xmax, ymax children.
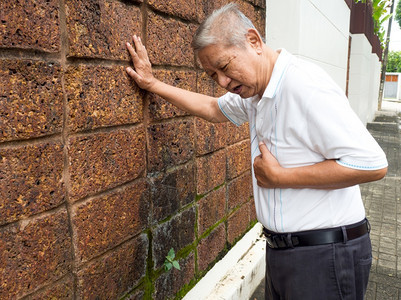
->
<box><xmin>276</xmin><ymin>160</ymin><xmax>387</xmax><ymax>189</ymax></box>
<box><xmin>149</xmin><ymin>79</ymin><xmax>227</xmax><ymax>123</ymax></box>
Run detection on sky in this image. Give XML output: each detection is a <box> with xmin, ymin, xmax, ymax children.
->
<box><xmin>389</xmin><ymin>0</ymin><xmax>401</xmax><ymax>51</ymax></box>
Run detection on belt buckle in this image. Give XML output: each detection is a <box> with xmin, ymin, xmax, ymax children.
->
<box><xmin>265</xmin><ymin>234</ymin><xmax>277</xmax><ymax>249</ymax></box>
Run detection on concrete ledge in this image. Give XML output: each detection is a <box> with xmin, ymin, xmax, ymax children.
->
<box><xmin>183</xmin><ymin>223</ymin><xmax>266</xmax><ymax>300</ymax></box>
<box><xmin>367</xmin><ymin>122</ymin><xmax>399</xmax><ymax>133</ymax></box>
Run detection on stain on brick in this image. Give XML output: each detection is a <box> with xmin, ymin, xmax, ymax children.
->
<box><xmin>0</xmin><ymin>142</ymin><xmax>64</xmax><ymax>225</ymax></box>
<box><xmin>154</xmin><ymin>252</ymin><xmax>195</xmax><ymax>300</ymax></box>
<box><xmin>227</xmin><ymin>172</ymin><xmax>252</xmax><ymax>210</ymax></box>
<box><xmin>227</xmin><ymin>204</ymin><xmax>250</xmax><ymax>244</ymax></box>
<box><xmin>73</xmin><ymin>180</ymin><xmax>150</xmax><ymax>263</ymax></box>
<box><xmin>151</xmin><ymin>163</ymin><xmax>195</xmax><ymax>223</ymax></box>
<box><xmin>197</xmin><ymin>223</ymin><xmax>226</xmax><ymax>271</ymax></box>
<box><xmin>226</xmin><ymin>140</ymin><xmax>251</xmax><ymax>179</ymax></box>
<box><xmin>0</xmin><ymin>60</ymin><xmax>63</xmax><ymax>142</ymax></box>
<box><xmin>65</xmin><ymin>65</ymin><xmax>144</xmax><ymax>132</ymax></box>
<box><xmin>149</xmin><ymin>0</ymin><xmax>197</xmax><ymax>21</ymax></box>
<box><xmin>147</xmin><ymin>12</ymin><xmax>196</xmax><ymax>67</ymax></box>
<box><xmin>152</xmin><ymin>207</ymin><xmax>196</xmax><ymax>269</ymax></box>
<box><xmin>0</xmin><ymin>210</ymin><xmax>73</xmax><ymax>299</ymax></box>
<box><xmin>66</xmin><ymin>0</ymin><xmax>142</xmax><ymax>60</ymax></box>
<box><xmin>196</xmin><ymin>150</ymin><xmax>226</xmax><ymax>194</ymax></box>
<box><xmin>68</xmin><ymin>127</ymin><xmax>146</xmax><ymax>201</ymax></box>
<box><xmin>198</xmin><ymin>187</ymin><xmax>226</xmax><ymax>236</ymax></box>
<box><xmin>0</xmin><ymin>0</ymin><xmax>60</xmax><ymax>52</ymax></box>
<box><xmin>148</xmin><ymin>119</ymin><xmax>194</xmax><ymax>172</ymax></box>
<box><xmin>77</xmin><ymin>234</ymin><xmax>148</xmax><ymax>299</ymax></box>
<box><xmin>196</xmin><ymin>118</ymin><xmax>227</xmax><ymax>155</ymax></box>
<box><xmin>29</xmin><ymin>275</ymin><xmax>74</xmax><ymax>300</ymax></box>
<box><xmin>149</xmin><ymin>69</ymin><xmax>196</xmax><ymax>121</ymax></box>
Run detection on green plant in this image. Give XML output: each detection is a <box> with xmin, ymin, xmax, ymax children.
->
<box><xmin>164</xmin><ymin>248</ymin><xmax>181</xmax><ymax>271</ymax></box>
<box><xmin>386</xmin><ymin>50</ymin><xmax>401</xmax><ymax>71</ymax></box>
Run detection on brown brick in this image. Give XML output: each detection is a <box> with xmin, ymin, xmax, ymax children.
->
<box><xmin>227</xmin><ymin>172</ymin><xmax>252</xmax><ymax>210</ymax></box>
<box><xmin>29</xmin><ymin>275</ymin><xmax>74</xmax><ymax>300</ymax></box>
<box><xmin>149</xmin><ymin>69</ymin><xmax>196</xmax><ymax>121</ymax></box>
<box><xmin>65</xmin><ymin>65</ymin><xmax>143</xmax><ymax>133</ymax></box>
<box><xmin>214</xmin><ymin>83</ymin><xmax>228</xmax><ymax>98</ymax></box>
<box><xmin>152</xmin><ymin>207</ymin><xmax>196</xmax><ymax>269</ymax></box>
<box><xmin>0</xmin><ymin>0</ymin><xmax>60</xmax><ymax>52</ymax></box>
<box><xmin>127</xmin><ymin>289</ymin><xmax>145</xmax><ymax>300</ymax></box>
<box><xmin>0</xmin><ymin>142</ymin><xmax>64</xmax><ymax>225</ymax></box>
<box><xmin>227</xmin><ymin>204</ymin><xmax>250</xmax><ymax>244</ymax></box>
<box><xmin>197</xmin><ymin>71</ymin><xmax>215</xmax><ymax>96</ymax></box>
<box><xmin>249</xmin><ymin>198</ymin><xmax>257</xmax><ymax>223</ymax></box>
<box><xmin>226</xmin><ymin>122</ymin><xmax>250</xmax><ymax>145</ymax></box>
<box><xmin>147</xmin><ymin>119</ymin><xmax>194</xmax><ymax>172</ymax></box>
<box><xmin>77</xmin><ymin>234</ymin><xmax>148</xmax><ymax>299</ymax></box>
<box><xmin>66</xmin><ymin>0</ymin><xmax>142</xmax><ymax>60</ymax></box>
<box><xmin>0</xmin><ymin>60</ymin><xmax>63</xmax><ymax>142</ymax></box>
<box><xmin>68</xmin><ymin>127</ymin><xmax>145</xmax><ymax>201</ymax></box>
<box><xmin>149</xmin><ymin>0</ymin><xmax>197</xmax><ymax>21</ymax></box>
<box><xmin>147</xmin><ymin>12</ymin><xmax>196</xmax><ymax>67</ymax></box>
<box><xmin>151</xmin><ymin>163</ymin><xmax>195</xmax><ymax>223</ymax></box>
<box><xmin>154</xmin><ymin>252</ymin><xmax>195</xmax><ymax>300</ymax></box>
<box><xmin>198</xmin><ymin>188</ymin><xmax>225</xmax><ymax>236</ymax></box>
<box><xmin>197</xmin><ymin>223</ymin><xmax>226</xmax><ymax>271</ymax></box>
<box><xmin>226</xmin><ymin>140</ymin><xmax>251</xmax><ymax>179</ymax></box>
<box><xmin>197</xmin><ymin>0</ymin><xmax>227</xmax><ymax>23</ymax></box>
<box><xmin>196</xmin><ymin>150</ymin><xmax>226</xmax><ymax>195</ymax></box>
<box><xmin>73</xmin><ymin>180</ymin><xmax>150</xmax><ymax>263</ymax></box>
<box><xmin>0</xmin><ymin>210</ymin><xmax>73</xmax><ymax>299</ymax></box>
<box><xmin>196</xmin><ymin>117</ymin><xmax>227</xmax><ymax>155</ymax></box>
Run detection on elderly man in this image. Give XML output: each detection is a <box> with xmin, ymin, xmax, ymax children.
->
<box><xmin>126</xmin><ymin>3</ymin><xmax>387</xmax><ymax>299</ymax></box>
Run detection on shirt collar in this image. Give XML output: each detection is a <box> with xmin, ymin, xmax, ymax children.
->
<box><xmin>262</xmin><ymin>48</ymin><xmax>292</xmax><ymax>99</ymax></box>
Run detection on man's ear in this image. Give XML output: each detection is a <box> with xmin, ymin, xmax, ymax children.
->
<box><xmin>246</xmin><ymin>28</ymin><xmax>263</xmax><ymax>54</ymax></box>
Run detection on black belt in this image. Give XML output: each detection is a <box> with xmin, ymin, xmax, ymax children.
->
<box><xmin>263</xmin><ymin>219</ymin><xmax>370</xmax><ymax>249</ymax></box>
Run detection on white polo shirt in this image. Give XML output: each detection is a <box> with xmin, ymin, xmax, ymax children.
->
<box><xmin>218</xmin><ymin>49</ymin><xmax>388</xmax><ymax>233</ymax></box>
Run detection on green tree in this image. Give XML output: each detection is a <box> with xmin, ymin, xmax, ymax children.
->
<box><xmin>386</xmin><ymin>50</ymin><xmax>401</xmax><ymax>71</ymax></box>
<box><xmin>395</xmin><ymin>0</ymin><xmax>401</xmax><ymax>28</ymax></box>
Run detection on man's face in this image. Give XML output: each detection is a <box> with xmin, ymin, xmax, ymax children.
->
<box><xmin>198</xmin><ymin>42</ymin><xmax>263</xmax><ymax>98</ymax></box>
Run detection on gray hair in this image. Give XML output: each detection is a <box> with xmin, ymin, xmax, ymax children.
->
<box><xmin>192</xmin><ymin>3</ymin><xmax>259</xmax><ymax>52</ymax></box>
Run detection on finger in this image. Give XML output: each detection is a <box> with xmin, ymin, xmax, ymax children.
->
<box><xmin>133</xmin><ymin>35</ymin><xmax>146</xmax><ymax>57</ymax></box>
<box><xmin>126</xmin><ymin>42</ymin><xmax>140</xmax><ymax>63</ymax></box>
<box><xmin>126</xmin><ymin>67</ymin><xmax>140</xmax><ymax>81</ymax></box>
<box><xmin>258</xmin><ymin>142</ymin><xmax>269</xmax><ymax>156</ymax></box>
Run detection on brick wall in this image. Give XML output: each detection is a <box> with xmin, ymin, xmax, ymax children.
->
<box><xmin>0</xmin><ymin>0</ymin><xmax>265</xmax><ymax>299</ymax></box>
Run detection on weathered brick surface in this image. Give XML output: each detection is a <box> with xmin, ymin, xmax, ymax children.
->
<box><xmin>154</xmin><ymin>252</ymin><xmax>195</xmax><ymax>300</ymax></box>
<box><xmin>197</xmin><ymin>223</ymin><xmax>226</xmax><ymax>271</ymax></box>
<box><xmin>0</xmin><ymin>0</ymin><xmax>60</xmax><ymax>52</ymax></box>
<box><xmin>127</xmin><ymin>289</ymin><xmax>145</xmax><ymax>300</ymax></box>
<box><xmin>66</xmin><ymin>0</ymin><xmax>142</xmax><ymax>60</ymax></box>
<box><xmin>151</xmin><ymin>163</ymin><xmax>195</xmax><ymax>223</ymax></box>
<box><xmin>149</xmin><ymin>0</ymin><xmax>197</xmax><ymax>21</ymax></box>
<box><xmin>249</xmin><ymin>198</ymin><xmax>257</xmax><ymax>223</ymax></box>
<box><xmin>226</xmin><ymin>140</ymin><xmax>251</xmax><ymax>179</ymax></box>
<box><xmin>197</xmin><ymin>0</ymin><xmax>228</xmax><ymax>22</ymax></box>
<box><xmin>227</xmin><ymin>204</ymin><xmax>250</xmax><ymax>244</ymax></box>
<box><xmin>147</xmin><ymin>119</ymin><xmax>194</xmax><ymax>172</ymax></box>
<box><xmin>196</xmin><ymin>150</ymin><xmax>226</xmax><ymax>194</ymax></box>
<box><xmin>68</xmin><ymin>127</ymin><xmax>145</xmax><ymax>201</ymax></box>
<box><xmin>0</xmin><ymin>142</ymin><xmax>64</xmax><ymax>225</ymax></box>
<box><xmin>196</xmin><ymin>118</ymin><xmax>227</xmax><ymax>155</ymax></box>
<box><xmin>227</xmin><ymin>172</ymin><xmax>252</xmax><ymax>210</ymax></box>
<box><xmin>147</xmin><ymin>12</ymin><xmax>196</xmax><ymax>67</ymax></box>
<box><xmin>0</xmin><ymin>210</ymin><xmax>73</xmax><ymax>299</ymax></box>
<box><xmin>0</xmin><ymin>60</ymin><xmax>63</xmax><ymax>142</ymax></box>
<box><xmin>65</xmin><ymin>65</ymin><xmax>143</xmax><ymax>132</ymax></box>
<box><xmin>197</xmin><ymin>71</ymin><xmax>215</xmax><ymax>96</ymax></box>
<box><xmin>73</xmin><ymin>180</ymin><xmax>150</xmax><ymax>263</ymax></box>
<box><xmin>29</xmin><ymin>275</ymin><xmax>74</xmax><ymax>300</ymax></box>
<box><xmin>152</xmin><ymin>207</ymin><xmax>196</xmax><ymax>269</ymax></box>
<box><xmin>77</xmin><ymin>234</ymin><xmax>148</xmax><ymax>299</ymax></box>
<box><xmin>198</xmin><ymin>187</ymin><xmax>226</xmax><ymax>236</ymax></box>
<box><xmin>226</xmin><ymin>122</ymin><xmax>250</xmax><ymax>145</ymax></box>
<box><xmin>149</xmin><ymin>69</ymin><xmax>196</xmax><ymax>121</ymax></box>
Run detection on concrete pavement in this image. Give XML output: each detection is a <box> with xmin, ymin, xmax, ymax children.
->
<box><xmin>250</xmin><ymin>99</ymin><xmax>401</xmax><ymax>300</ymax></box>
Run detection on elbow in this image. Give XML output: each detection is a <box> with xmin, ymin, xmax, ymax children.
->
<box><xmin>375</xmin><ymin>166</ymin><xmax>388</xmax><ymax>180</ymax></box>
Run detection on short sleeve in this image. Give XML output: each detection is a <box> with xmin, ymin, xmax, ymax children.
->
<box><xmin>218</xmin><ymin>92</ymin><xmax>249</xmax><ymax>126</ymax></box>
<box><xmin>306</xmin><ymin>89</ymin><xmax>388</xmax><ymax>171</ymax></box>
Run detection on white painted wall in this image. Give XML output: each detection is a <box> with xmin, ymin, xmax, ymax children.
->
<box><xmin>266</xmin><ymin>0</ymin><xmax>350</xmax><ymax>90</ymax></box>
<box><xmin>265</xmin><ymin>0</ymin><xmax>382</xmax><ymax>124</ymax></box>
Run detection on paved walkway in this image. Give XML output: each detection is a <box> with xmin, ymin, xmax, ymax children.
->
<box><xmin>251</xmin><ymin>99</ymin><xmax>401</xmax><ymax>300</ymax></box>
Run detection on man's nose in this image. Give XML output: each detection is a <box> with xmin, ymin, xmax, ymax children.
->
<box><xmin>216</xmin><ymin>73</ymin><xmax>231</xmax><ymax>89</ymax></box>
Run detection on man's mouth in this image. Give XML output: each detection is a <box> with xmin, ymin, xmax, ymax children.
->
<box><xmin>233</xmin><ymin>85</ymin><xmax>242</xmax><ymax>95</ymax></box>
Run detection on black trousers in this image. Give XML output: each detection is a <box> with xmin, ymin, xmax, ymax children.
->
<box><xmin>265</xmin><ymin>232</ymin><xmax>372</xmax><ymax>300</ymax></box>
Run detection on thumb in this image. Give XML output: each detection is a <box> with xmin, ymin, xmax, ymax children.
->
<box><xmin>258</xmin><ymin>142</ymin><xmax>268</xmax><ymax>155</ymax></box>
